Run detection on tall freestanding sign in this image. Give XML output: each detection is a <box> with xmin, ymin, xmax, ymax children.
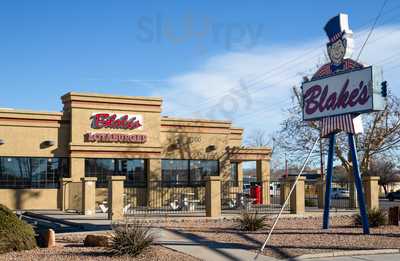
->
<box><xmin>302</xmin><ymin>13</ymin><xmax>387</xmax><ymax>234</ymax></box>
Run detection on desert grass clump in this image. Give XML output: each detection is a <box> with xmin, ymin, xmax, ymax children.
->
<box><xmin>354</xmin><ymin>208</ymin><xmax>387</xmax><ymax>227</ymax></box>
<box><xmin>239</xmin><ymin>211</ymin><xmax>267</xmax><ymax>231</ymax></box>
<box><xmin>110</xmin><ymin>220</ymin><xmax>154</xmax><ymax>256</ymax></box>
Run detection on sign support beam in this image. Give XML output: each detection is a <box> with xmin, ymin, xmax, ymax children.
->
<box><xmin>348</xmin><ymin>133</ymin><xmax>370</xmax><ymax>234</ymax></box>
<box><xmin>323</xmin><ymin>133</ymin><xmax>335</xmax><ymax>229</ymax></box>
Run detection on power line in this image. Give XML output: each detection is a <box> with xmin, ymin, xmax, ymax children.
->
<box><xmin>356</xmin><ymin>0</ymin><xmax>389</xmax><ymax>61</ymax></box>
<box><xmin>187</xmin><ymin>6</ymin><xmax>400</xmax><ymax>113</ymax></box>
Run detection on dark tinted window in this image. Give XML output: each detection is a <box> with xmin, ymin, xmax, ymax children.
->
<box><xmin>230</xmin><ymin>162</ymin><xmax>239</xmax><ymax>186</ymax></box>
<box><xmin>190</xmin><ymin>160</ymin><xmax>219</xmax><ymax>183</ymax></box>
<box><xmin>0</xmin><ymin>157</ymin><xmax>69</xmax><ymax>188</ymax></box>
<box><xmin>162</xmin><ymin>159</ymin><xmax>219</xmax><ymax>186</ymax></box>
<box><xmin>85</xmin><ymin>158</ymin><xmax>147</xmax><ymax>188</ymax></box>
<box><xmin>161</xmin><ymin>160</ymin><xmax>189</xmax><ymax>186</ymax></box>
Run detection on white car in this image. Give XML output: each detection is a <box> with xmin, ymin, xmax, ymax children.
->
<box><xmin>331</xmin><ymin>188</ymin><xmax>350</xmax><ymax>199</ymax></box>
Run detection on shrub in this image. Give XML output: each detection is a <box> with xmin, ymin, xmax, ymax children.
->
<box><xmin>110</xmin><ymin>220</ymin><xmax>154</xmax><ymax>256</ymax></box>
<box><xmin>0</xmin><ymin>204</ymin><xmax>37</xmax><ymax>253</ymax></box>
<box><xmin>305</xmin><ymin>199</ymin><xmax>317</xmax><ymax>207</ymax></box>
<box><xmin>354</xmin><ymin>208</ymin><xmax>387</xmax><ymax>227</ymax></box>
<box><xmin>239</xmin><ymin>211</ymin><xmax>267</xmax><ymax>231</ymax></box>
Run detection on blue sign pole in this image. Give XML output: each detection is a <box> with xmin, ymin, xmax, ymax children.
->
<box><xmin>348</xmin><ymin>133</ymin><xmax>370</xmax><ymax>234</ymax></box>
<box><xmin>323</xmin><ymin>133</ymin><xmax>335</xmax><ymax>229</ymax></box>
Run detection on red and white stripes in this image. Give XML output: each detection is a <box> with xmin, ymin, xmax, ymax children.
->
<box><xmin>321</xmin><ymin>114</ymin><xmax>363</xmax><ymax>137</ymax></box>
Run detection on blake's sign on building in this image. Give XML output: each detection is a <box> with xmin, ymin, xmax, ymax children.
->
<box><xmin>302</xmin><ymin>66</ymin><xmax>384</xmax><ymax>121</ymax></box>
<box><xmin>91</xmin><ymin>113</ymin><xmax>143</xmax><ymax>130</ymax></box>
<box><xmin>85</xmin><ymin>112</ymin><xmax>146</xmax><ymax>144</ymax></box>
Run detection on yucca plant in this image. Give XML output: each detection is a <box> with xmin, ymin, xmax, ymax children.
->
<box><xmin>239</xmin><ymin>211</ymin><xmax>267</xmax><ymax>231</ymax></box>
<box><xmin>110</xmin><ymin>220</ymin><xmax>154</xmax><ymax>256</ymax></box>
<box><xmin>354</xmin><ymin>208</ymin><xmax>387</xmax><ymax>227</ymax></box>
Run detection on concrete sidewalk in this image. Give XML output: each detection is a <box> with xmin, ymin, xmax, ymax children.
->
<box><xmin>307</xmin><ymin>253</ymin><xmax>400</xmax><ymax>261</ymax></box>
<box><xmin>157</xmin><ymin>228</ymin><xmax>276</xmax><ymax>261</ymax></box>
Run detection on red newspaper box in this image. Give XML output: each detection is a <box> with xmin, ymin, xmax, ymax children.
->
<box><xmin>250</xmin><ymin>184</ymin><xmax>262</xmax><ymax>204</ymax></box>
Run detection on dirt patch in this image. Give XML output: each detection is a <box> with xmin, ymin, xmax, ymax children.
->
<box><xmin>0</xmin><ymin>233</ymin><xmax>199</xmax><ymax>261</ymax></box>
<box><xmin>150</xmin><ymin>215</ymin><xmax>400</xmax><ymax>259</ymax></box>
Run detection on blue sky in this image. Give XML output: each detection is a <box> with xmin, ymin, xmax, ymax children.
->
<box><xmin>1</xmin><ymin>0</ymin><xmax>400</xmax><ymax>152</ymax></box>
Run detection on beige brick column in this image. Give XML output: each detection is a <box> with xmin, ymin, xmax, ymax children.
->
<box><xmin>256</xmin><ymin>159</ymin><xmax>270</xmax><ymax>205</ymax></box>
<box><xmin>205</xmin><ymin>176</ymin><xmax>221</xmax><ymax>217</ymax></box>
<box><xmin>147</xmin><ymin>159</ymin><xmax>161</xmax><ymax>208</ymax></box>
<box><xmin>220</xmin><ymin>155</ymin><xmax>231</xmax><ymax>182</ymax></box>
<box><xmin>81</xmin><ymin>177</ymin><xmax>97</xmax><ymax>216</ymax></box>
<box><xmin>317</xmin><ymin>177</ymin><xmax>325</xmax><ymax>209</ymax></box>
<box><xmin>237</xmin><ymin>162</ymin><xmax>243</xmax><ymax>184</ymax></box>
<box><xmin>363</xmin><ymin>176</ymin><xmax>380</xmax><ymax>210</ymax></box>
<box><xmin>70</xmin><ymin>158</ymin><xmax>85</xmax><ymax>182</ymax></box>
<box><xmin>289</xmin><ymin>176</ymin><xmax>305</xmax><ymax>215</ymax></box>
<box><xmin>280</xmin><ymin>177</ymin><xmax>290</xmax><ymax>205</ymax></box>
<box><xmin>59</xmin><ymin>178</ymin><xmax>72</xmax><ymax>211</ymax></box>
<box><xmin>108</xmin><ymin>176</ymin><xmax>126</xmax><ymax>220</ymax></box>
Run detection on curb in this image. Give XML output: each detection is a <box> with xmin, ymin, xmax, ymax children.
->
<box><xmin>295</xmin><ymin>248</ymin><xmax>400</xmax><ymax>259</ymax></box>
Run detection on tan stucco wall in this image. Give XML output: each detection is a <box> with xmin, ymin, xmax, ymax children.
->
<box><xmin>0</xmin><ymin>92</ymin><xmax>273</xmax><ymax>211</ymax></box>
<box><xmin>62</xmin><ymin>92</ymin><xmax>164</xmax><ymax>181</ymax></box>
<box><xmin>0</xmin><ymin>189</ymin><xmax>59</xmax><ymax>210</ymax></box>
<box><xmin>0</xmin><ymin>110</ymin><xmax>69</xmax><ymax>157</ymax></box>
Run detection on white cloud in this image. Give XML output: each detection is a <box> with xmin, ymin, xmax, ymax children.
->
<box><xmin>152</xmin><ymin>24</ymin><xmax>400</xmax><ymax>141</ymax></box>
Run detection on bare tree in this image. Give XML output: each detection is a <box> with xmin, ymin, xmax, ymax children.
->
<box><xmin>274</xmin><ymin>87</ymin><xmax>400</xmax><ymax>177</ymax></box>
<box><xmin>333</xmin><ymin>165</ymin><xmax>351</xmax><ymax>186</ymax></box>
<box><xmin>245</xmin><ymin>129</ymin><xmax>271</xmax><ymax>147</ymax></box>
<box><xmin>365</xmin><ymin>159</ymin><xmax>400</xmax><ymax>194</ymax></box>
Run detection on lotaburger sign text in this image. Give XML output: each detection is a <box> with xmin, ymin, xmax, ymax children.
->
<box><xmin>91</xmin><ymin>113</ymin><xmax>143</xmax><ymax>130</ymax></box>
<box><xmin>84</xmin><ymin>132</ymin><xmax>146</xmax><ymax>143</ymax></box>
<box><xmin>302</xmin><ymin>66</ymin><xmax>384</xmax><ymax>121</ymax></box>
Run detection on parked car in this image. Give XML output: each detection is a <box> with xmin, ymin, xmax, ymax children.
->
<box><xmin>331</xmin><ymin>188</ymin><xmax>350</xmax><ymax>199</ymax></box>
<box><xmin>386</xmin><ymin>190</ymin><xmax>400</xmax><ymax>201</ymax></box>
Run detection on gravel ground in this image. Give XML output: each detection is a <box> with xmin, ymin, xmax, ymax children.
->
<box><xmin>150</xmin><ymin>215</ymin><xmax>400</xmax><ymax>259</ymax></box>
<box><xmin>0</xmin><ymin>234</ymin><xmax>199</xmax><ymax>261</ymax></box>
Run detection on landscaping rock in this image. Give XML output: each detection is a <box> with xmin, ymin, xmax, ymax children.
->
<box><xmin>43</xmin><ymin>229</ymin><xmax>56</xmax><ymax>247</ymax></box>
<box><xmin>83</xmin><ymin>234</ymin><xmax>111</xmax><ymax>247</ymax></box>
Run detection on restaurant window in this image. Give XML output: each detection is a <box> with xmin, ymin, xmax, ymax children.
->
<box><xmin>161</xmin><ymin>160</ymin><xmax>189</xmax><ymax>186</ymax></box>
<box><xmin>161</xmin><ymin>159</ymin><xmax>219</xmax><ymax>186</ymax></box>
<box><xmin>189</xmin><ymin>160</ymin><xmax>219</xmax><ymax>184</ymax></box>
<box><xmin>230</xmin><ymin>162</ymin><xmax>239</xmax><ymax>186</ymax></box>
<box><xmin>85</xmin><ymin>158</ymin><xmax>146</xmax><ymax>188</ymax></box>
<box><xmin>0</xmin><ymin>157</ymin><xmax>69</xmax><ymax>188</ymax></box>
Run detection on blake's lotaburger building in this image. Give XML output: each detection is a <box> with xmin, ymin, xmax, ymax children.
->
<box><xmin>0</xmin><ymin>92</ymin><xmax>271</xmax><ymax>211</ymax></box>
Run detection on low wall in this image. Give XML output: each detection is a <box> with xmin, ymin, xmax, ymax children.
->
<box><xmin>0</xmin><ymin>188</ymin><xmax>59</xmax><ymax>210</ymax></box>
